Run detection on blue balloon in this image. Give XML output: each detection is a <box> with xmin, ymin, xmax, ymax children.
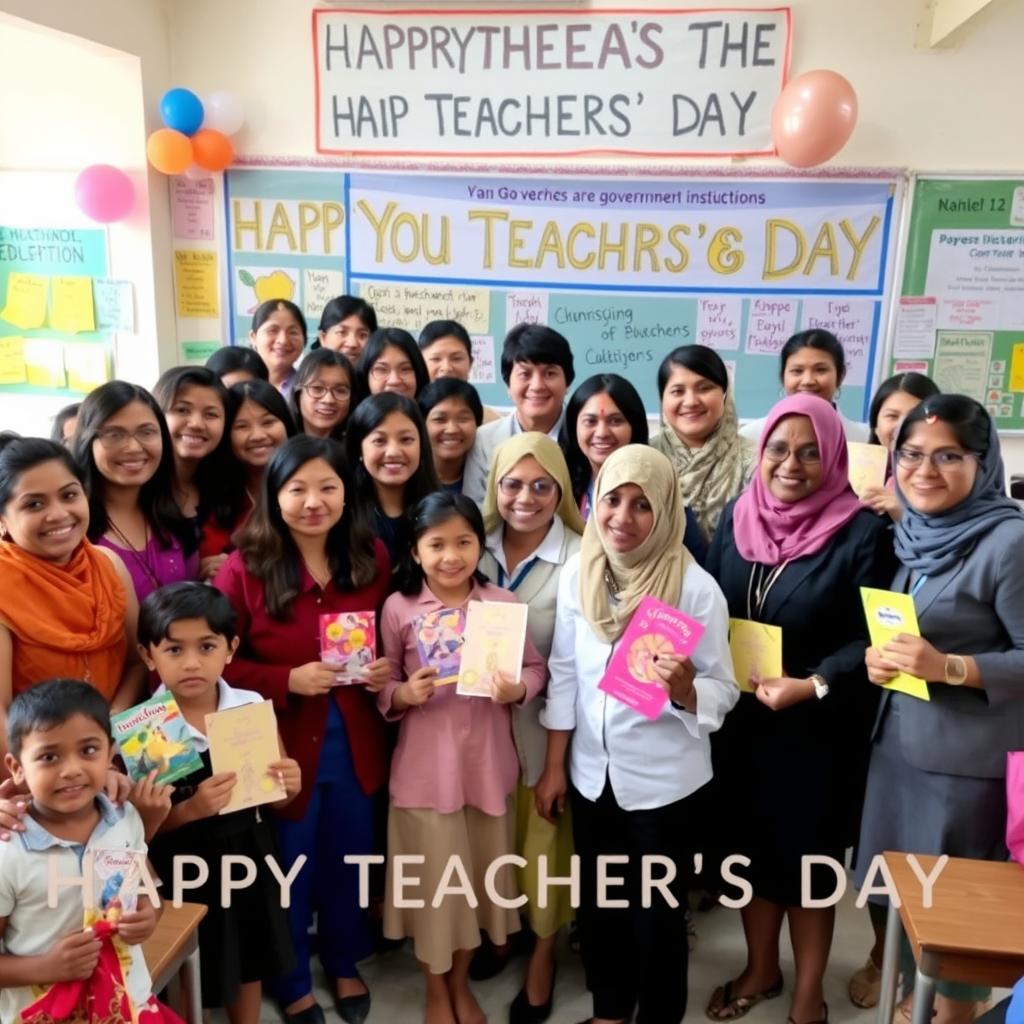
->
<box><xmin>160</xmin><ymin>88</ymin><xmax>204</xmax><ymax>136</ymax></box>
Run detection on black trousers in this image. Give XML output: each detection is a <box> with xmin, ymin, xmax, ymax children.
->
<box><xmin>571</xmin><ymin>779</ymin><xmax>693</xmax><ymax>1024</ymax></box>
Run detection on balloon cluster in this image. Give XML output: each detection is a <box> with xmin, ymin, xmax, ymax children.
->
<box><xmin>147</xmin><ymin>89</ymin><xmax>245</xmax><ymax>177</ymax></box>
<box><xmin>771</xmin><ymin>70</ymin><xmax>858</xmax><ymax>168</ymax></box>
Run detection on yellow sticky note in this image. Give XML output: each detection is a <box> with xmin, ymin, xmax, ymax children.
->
<box><xmin>1010</xmin><ymin>343</ymin><xmax>1024</xmax><ymax>393</ymax></box>
<box><xmin>847</xmin><ymin>442</ymin><xmax>890</xmax><ymax>499</ymax></box>
<box><xmin>1</xmin><ymin>273</ymin><xmax>48</xmax><ymax>330</ymax></box>
<box><xmin>24</xmin><ymin>339</ymin><xmax>66</xmax><ymax>389</ymax></box>
<box><xmin>64</xmin><ymin>344</ymin><xmax>111</xmax><ymax>393</ymax></box>
<box><xmin>729</xmin><ymin>618</ymin><xmax>783</xmax><ymax>693</ymax></box>
<box><xmin>0</xmin><ymin>337</ymin><xmax>27</xmax><ymax>384</ymax></box>
<box><xmin>860</xmin><ymin>587</ymin><xmax>930</xmax><ymax>701</ymax></box>
<box><xmin>175</xmin><ymin>250</ymin><xmax>219</xmax><ymax>318</ymax></box>
<box><xmin>50</xmin><ymin>277</ymin><xmax>96</xmax><ymax>334</ymax></box>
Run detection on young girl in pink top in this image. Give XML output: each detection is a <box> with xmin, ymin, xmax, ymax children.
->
<box><xmin>377</xmin><ymin>491</ymin><xmax>547</xmax><ymax>1024</ymax></box>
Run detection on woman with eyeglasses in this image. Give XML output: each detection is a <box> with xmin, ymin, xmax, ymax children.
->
<box><xmin>356</xmin><ymin>328</ymin><xmax>430</xmax><ymax>403</ymax></box>
<box><xmin>290</xmin><ymin>348</ymin><xmax>355</xmax><ymax>441</ymax></box>
<box><xmin>72</xmin><ymin>381</ymin><xmax>200</xmax><ymax>605</ymax></box>
<box><xmin>705</xmin><ymin>394</ymin><xmax>895</xmax><ymax>1024</ymax></box>
<box><xmin>477</xmin><ymin>433</ymin><xmax>585</xmax><ymax>1023</ymax></box>
<box><xmin>853</xmin><ymin>395</ymin><xmax>1024</xmax><ymax>1024</ymax></box>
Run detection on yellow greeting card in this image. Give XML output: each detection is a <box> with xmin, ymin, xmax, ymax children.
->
<box><xmin>729</xmin><ymin>618</ymin><xmax>783</xmax><ymax>693</ymax></box>
<box><xmin>457</xmin><ymin>600</ymin><xmax>528</xmax><ymax>698</ymax></box>
<box><xmin>1</xmin><ymin>272</ymin><xmax>48</xmax><ymax>330</ymax></box>
<box><xmin>860</xmin><ymin>587</ymin><xmax>930</xmax><ymax>701</ymax></box>
<box><xmin>50</xmin><ymin>276</ymin><xmax>96</xmax><ymax>333</ymax></box>
<box><xmin>205</xmin><ymin>700</ymin><xmax>287</xmax><ymax>814</ymax></box>
<box><xmin>847</xmin><ymin>442</ymin><xmax>889</xmax><ymax>498</ymax></box>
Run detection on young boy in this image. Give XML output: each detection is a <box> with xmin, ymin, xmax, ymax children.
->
<box><xmin>462</xmin><ymin>322</ymin><xmax>575</xmax><ymax>504</ymax></box>
<box><xmin>138</xmin><ymin>581</ymin><xmax>300</xmax><ymax>1024</ymax></box>
<box><xmin>0</xmin><ymin>678</ymin><xmax>162</xmax><ymax>1024</ymax></box>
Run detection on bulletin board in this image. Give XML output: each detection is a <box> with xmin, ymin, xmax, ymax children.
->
<box><xmin>0</xmin><ymin>225</ymin><xmax>117</xmax><ymax>396</ymax></box>
<box><xmin>225</xmin><ymin>168</ymin><xmax>902</xmax><ymax>420</ymax></box>
<box><xmin>888</xmin><ymin>175</ymin><xmax>1024</xmax><ymax>429</ymax></box>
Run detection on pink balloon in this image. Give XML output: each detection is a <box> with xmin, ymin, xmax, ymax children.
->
<box><xmin>74</xmin><ymin>164</ymin><xmax>135</xmax><ymax>223</ymax></box>
<box><xmin>771</xmin><ymin>70</ymin><xmax>858</xmax><ymax>168</ymax></box>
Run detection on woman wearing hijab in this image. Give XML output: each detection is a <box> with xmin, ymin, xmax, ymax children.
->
<box><xmin>854</xmin><ymin>395</ymin><xmax>1024</xmax><ymax>1024</ymax></box>
<box><xmin>704</xmin><ymin>393</ymin><xmax>896</xmax><ymax>1024</ymax></box>
<box><xmin>536</xmin><ymin>445</ymin><xmax>737</xmax><ymax>1024</ymax></box>
<box><xmin>650</xmin><ymin>346</ymin><xmax>755</xmax><ymax>543</ymax></box>
<box><xmin>478</xmin><ymin>432</ymin><xmax>584</xmax><ymax>1024</ymax></box>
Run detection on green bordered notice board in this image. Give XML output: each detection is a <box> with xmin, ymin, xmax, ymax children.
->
<box><xmin>890</xmin><ymin>176</ymin><xmax>1024</xmax><ymax>429</ymax></box>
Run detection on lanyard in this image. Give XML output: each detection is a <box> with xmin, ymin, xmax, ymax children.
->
<box><xmin>497</xmin><ymin>556</ymin><xmax>539</xmax><ymax>593</ymax></box>
<box><xmin>910</xmin><ymin>574</ymin><xmax>928</xmax><ymax>598</ymax></box>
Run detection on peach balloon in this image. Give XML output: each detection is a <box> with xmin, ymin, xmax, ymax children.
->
<box><xmin>146</xmin><ymin>128</ymin><xmax>193</xmax><ymax>175</ymax></box>
<box><xmin>191</xmin><ymin>128</ymin><xmax>234</xmax><ymax>172</ymax></box>
<box><xmin>771</xmin><ymin>70</ymin><xmax>858</xmax><ymax>168</ymax></box>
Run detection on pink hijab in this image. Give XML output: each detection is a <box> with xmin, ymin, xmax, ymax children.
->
<box><xmin>732</xmin><ymin>394</ymin><xmax>862</xmax><ymax>564</ymax></box>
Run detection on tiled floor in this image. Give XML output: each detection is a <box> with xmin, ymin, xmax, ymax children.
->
<box><xmin>247</xmin><ymin>885</ymin><xmax>889</xmax><ymax>1023</ymax></box>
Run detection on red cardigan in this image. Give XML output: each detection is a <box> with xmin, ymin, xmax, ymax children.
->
<box><xmin>214</xmin><ymin>541</ymin><xmax>391</xmax><ymax>820</ymax></box>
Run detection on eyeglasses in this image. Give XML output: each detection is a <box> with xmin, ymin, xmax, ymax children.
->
<box><xmin>94</xmin><ymin>425</ymin><xmax>162</xmax><ymax>449</ymax></box>
<box><xmin>498</xmin><ymin>477</ymin><xmax>558</xmax><ymax>498</ymax></box>
<box><xmin>303</xmin><ymin>383</ymin><xmax>351</xmax><ymax>401</ymax></box>
<box><xmin>894</xmin><ymin>448</ymin><xmax>977</xmax><ymax>470</ymax></box>
<box><xmin>762</xmin><ymin>442</ymin><xmax>821</xmax><ymax>465</ymax></box>
<box><xmin>370</xmin><ymin>363</ymin><xmax>415</xmax><ymax>381</ymax></box>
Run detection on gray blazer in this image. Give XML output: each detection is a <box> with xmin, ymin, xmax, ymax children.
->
<box><xmin>876</xmin><ymin>517</ymin><xmax>1024</xmax><ymax>779</ymax></box>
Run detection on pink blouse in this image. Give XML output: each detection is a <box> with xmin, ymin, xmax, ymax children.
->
<box><xmin>378</xmin><ymin>580</ymin><xmax>548</xmax><ymax>816</ymax></box>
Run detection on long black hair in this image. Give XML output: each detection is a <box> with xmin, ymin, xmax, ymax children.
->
<box><xmin>289</xmin><ymin>348</ymin><xmax>355</xmax><ymax>439</ymax></box>
<box><xmin>72</xmin><ymin>382</ymin><xmax>196</xmax><ymax>554</ymax></box>
<box><xmin>210</xmin><ymin>379</ymin><xmax>297</xmax><ymax>530</ymax></box>
<box><xmin>868</xmin><ymin>372</ymin><xmax>940</xmax><ymax>444</ymax></box>
<box><xmin>355</xmin><ymin>328</ymin><xmax>430</xmax><ymax>401</ymax></box>
<box><xmin>560</xmin><ymin>374</ymin><xmax>648</xmax><ymax>504</ymax></box>
<box><xmin>235</xmin><ymin>435</ymin><xmax>378</xmax><ymax>619</ymax></box>
<box><xmin>398</xmin><ymin>491</ymin><xmax>489</xmax><ymax>595</ymax></box>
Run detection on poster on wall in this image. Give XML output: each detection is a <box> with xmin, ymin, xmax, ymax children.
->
<box><xmin>313</xmin><ymin>7</ymin><xmax>791</xmax><ymax>156</ymax></box>
<box><xmin>226</xmin><ymin>170</ymin><xmax>899</xmax><ymax>420</ymax></box>
<box><xmin>890</xmin><ymin>177</ymin><xmax>1024</xmax><ymax>430</ymax></box>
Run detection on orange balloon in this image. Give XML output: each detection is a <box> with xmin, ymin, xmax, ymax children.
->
<box><xmin>146</xmin><ymin>128</ymin><xmax>193</xmax><ymax>175</ymax></box>
<box><xmin>771</xmin><ymin>70</ymin><xmax>858</xmax><ymax>168</ymax></box>
<box><xmin>191</xmin><ymin>128</ymin><xmax>234</xmax><ymax>172</ymax></box>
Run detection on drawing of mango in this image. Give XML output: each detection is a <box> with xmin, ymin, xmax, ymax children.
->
<box><xmin>238</xmin><ymin>269</ymin><xmax>295</xmax><ymax>312</ymax></box>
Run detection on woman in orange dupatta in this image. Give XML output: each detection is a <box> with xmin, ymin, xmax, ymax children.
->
<box><xmin>0</xmin><ymin>436</ymin><xmax>144</xmax><ymax>749</ymax></box>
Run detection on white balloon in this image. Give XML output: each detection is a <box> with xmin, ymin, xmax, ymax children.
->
<box><xmin>203</xmin><ymin>91</ymin><xmax>245</xmax><ymax>136</ymax></box>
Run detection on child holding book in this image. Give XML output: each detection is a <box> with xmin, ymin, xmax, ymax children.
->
<box><xmin>377</xmin><ymin>492</ymin><xmax>548</xmax><ymax>1024</ymax></box>
<box><xmin>138</xmin><ymin>581</ymin><xmax>301</xmax><ymax>1024</ymax></box>
<box><xmin>0</xmin><ymin>679</ymin><xmax>170</xmax><ymax>1024</ymax></box>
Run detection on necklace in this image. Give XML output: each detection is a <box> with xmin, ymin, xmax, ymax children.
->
<box><xmin>303</xmin><ymin>557</ymin><xmax>332</xmax><ymax>589</ymax></box>
<box><xmin>746</xmin><ymin>560</ymin><xmax>790</xmax><ymax>619</ymax></box>
<box><xmin>603</xmin><ymin>565</ymin><xmax>620</xmax><ymax>595</ymax></box>
<box><xmin>107</xmin><ymin>516</ymin><xmax>161</xmax><ymax>589</ymax></box>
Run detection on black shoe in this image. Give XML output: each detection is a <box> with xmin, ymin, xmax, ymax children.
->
<box><xmin>279</xmin><ymin>1002</ymin><xmax>326</xmax><ymax>1024</ymax></box>
<box><xmin>470</xmin><ymin>930</ymin><xmax>531</xmax><ymax>981</ymax></box>
<box><xmin>509</xmin><ymin>968</ymin><xmax>556</xmax><ymax>1024</ymax></box>
<box><xmin>332</xmin><ymin>977</ymin><xmax>371</xmax><ymax>1024</ymax></box>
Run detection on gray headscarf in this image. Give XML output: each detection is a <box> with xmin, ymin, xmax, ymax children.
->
<box><xmin>894</xmin><ymin>402</ymin><xmax>1024</xmax><ymax>575</ymax></box>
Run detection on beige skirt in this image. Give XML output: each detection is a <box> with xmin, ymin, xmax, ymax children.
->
<box><xmin>384</xmin><ymin>802</ymin><xmax>522</xmax><ymax>974</ymax></box>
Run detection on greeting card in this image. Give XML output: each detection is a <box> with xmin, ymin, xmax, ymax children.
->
<box><xmin>319</xmin><ymin>610</ymin><xmax>375</xmax><ymax>684</ymax></box>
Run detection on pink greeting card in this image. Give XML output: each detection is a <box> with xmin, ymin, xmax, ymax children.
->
<box><xmin>598</xmin><ymin>596</ymin><xmax>705</xmax><ymax>720</ymax></box>
<box><xmin>319</xmin><ymin>611</ymin><xmax>376</xmax><ymax>684</ymax></box>
<box><xmin>411</xmin><ymin>606</ymin><xmax>466</xmax><ymax>685</ymax></box>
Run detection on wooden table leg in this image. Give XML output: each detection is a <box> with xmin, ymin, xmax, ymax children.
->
<box><xmin>877</xmin><ymin>901</ymin><xmax>903</xmax><ymax>1024</ymax></box>
<box><xmin>181</xmin><ymin>943</ymin><xmax>203</xmax><ymax>1024</ymax></box>
<box><xmin>910</xmin><ymin>968</ymin><xmax>938</xmax><ymax>1024</ymax></box>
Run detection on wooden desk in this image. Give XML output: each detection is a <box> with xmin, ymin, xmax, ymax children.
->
<box><xmin>143</xmin><ymin>902</ymin><xmax>207</xmax><ymax>1024</ymax></box>
<box><xmin>876</xmin><ymin>853</ymin><xmax>1024</xmax><ymax>1024</ymax></box>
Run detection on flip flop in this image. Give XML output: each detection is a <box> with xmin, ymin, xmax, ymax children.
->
<box><xmin>706</xmin><ymin>976</ymin><xmax>785</xmax><ymax>1021</ymax></box>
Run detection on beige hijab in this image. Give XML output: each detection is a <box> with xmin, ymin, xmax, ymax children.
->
<box><xmin>579</xmin><ymin>444</ymin><xmax>690</xmax><ymax>643</ymax></box>
<box><xmin>482</xmin><ymin>432</ymin><xmax>585</xmax><ymax>536</ymax></box>
<box><xmin>651</xmin><ymin>391</ymin><xmax>755</xmax><ymax>541</ymax></box>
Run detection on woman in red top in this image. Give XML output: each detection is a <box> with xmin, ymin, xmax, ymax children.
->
<box><xmin>214</xmin><ymin>435</ymin><xmax>391</xmax><ymax>1024</ymax></box>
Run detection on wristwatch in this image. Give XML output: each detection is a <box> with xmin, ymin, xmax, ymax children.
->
<box><xmin>944</xmin><ymin>654</ymin><xmax>968</xmax><ymax>686</ymax></box>
<box><xmin>810</xmin><ymin>674</ymin><xmax>830</xmax><ymax>699</ymax></box>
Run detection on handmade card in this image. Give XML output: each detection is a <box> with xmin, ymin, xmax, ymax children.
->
<box><xmin>598</xmin><ymin>596</ymin><xmax>705</xmax><ymax>719</ymax></box>
<box><xmin>847</xmin><ymin>442</ymin><xmax>890</xmax><ymax>498</ymax></box>
<box><xmin>729</xmin><ymin>618</ymin><xmax>783</xmax><ymax>693</ymax></box>
<box><xmin>319</xmin><ymin>610</ymin><xmax>375</xmax><ymax>684</ymax></box>
<box><xmin>411</xmin><ymin>606</ymin><xmax>467</xmax><ymax>685</ymax></box>
<box><xmin>205</xmin><ymin>700</ymin><xmax>287</xmax><ymax>814</ymax></box>
<box><xmin>860</xmin><ymin>587</ymin><xmax>931</xmax><ymax>701</ymax></box>
<box><xmin>111</xmin><ymin>691</ymin><xmax>203</xmax><ymax>785</ymax></box>
<box><xmin>457</xmin><ymin>601</ymin><xmax>528</xmax><ymax>698</ymax></box>
<box><xmin>85</xmin><ymin>849</ymin><xmax>146</xmax><ymax>922</ymax></box>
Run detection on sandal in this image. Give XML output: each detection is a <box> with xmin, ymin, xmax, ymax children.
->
<box><xmin>788</xmin><ymin>1003</ymin><xmax>828</xmax><ymax>1024</ymax></box>
<box><xmin>706</xmin><ymin>976</ymin><xmax>784</xmax><ymax>1021</ymax></box>
<box><xmin>849</xmin><ymin>958</ymin><xmax>882</xmax><ymax>1008</ymax></box>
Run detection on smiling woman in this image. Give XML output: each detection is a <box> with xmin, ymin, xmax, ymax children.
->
<box><xmin>249</xmin><ymin>299</ymin><xmax>308</xmax><ymax>396</ymax></box>
<box><xmin>417</xmin><ymin>377</ymin><xmax>484</xmax><ymax>494</ymax></box>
